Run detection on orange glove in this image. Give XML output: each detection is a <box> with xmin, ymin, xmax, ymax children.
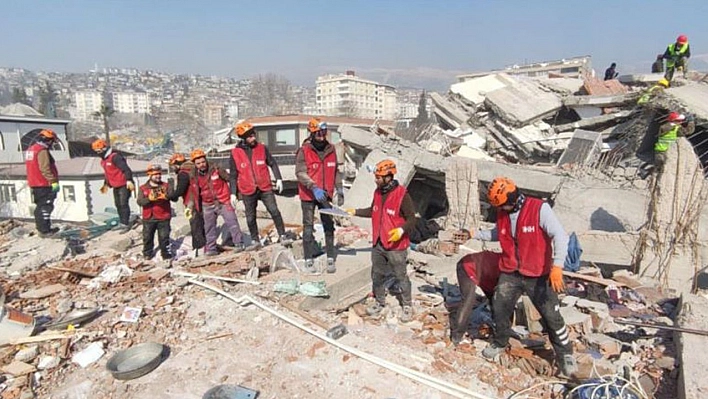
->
<box><xmin>100</xmin><ymin>184</ymin><xmax>109</xmax><ymax>194</ymax></box>
<box><xmin>387</xmin><ymin>227</ymin><xmax>404</xmax><ymax>243</ymax></box>
<box><xmin>549</xmin><ymin>266</ymin><xmax>565</xmax><ymax>293</ymax></box>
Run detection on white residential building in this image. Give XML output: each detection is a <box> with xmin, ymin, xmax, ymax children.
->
<box><xmin>316</xmin><ymin>71</ymin><xmax>397</xmax><ymax>120</ymax></box>
<box><xmin>111</xmin><ymin>91</ymin><xmax>150</xmax><ymax>114</ymax></box>
<box><xmin>74</xmin><ymin>91</ymin><xmax>104</xmax><ymax>121</ymax></box>
<box><xmin>397</xmin><ymin>102</ymin><xmax>418</xmax><ymax>120</ymax></box>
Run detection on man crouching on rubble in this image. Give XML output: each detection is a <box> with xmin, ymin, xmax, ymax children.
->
<box><xmin>473</xmin><ymin>177</ymin><xmax>577</xmax><ymax>377</ymax></box>
<box><xmin>345</xmin><ymin>160</ymin><xmax>417</xmax><ymax>322</ymax></box>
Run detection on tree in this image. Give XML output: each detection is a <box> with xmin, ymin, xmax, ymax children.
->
<box><xmin>93</xmin><ymin>104</ymin><xmax>115</xmax><ymax>145</ymax></box>
<box><xmin>244</xmin><ymin>73</ymin><xmax>296</xmax><ymax>117</ymax></box>
<box><xmin>37</xmin><ymin>82</ymin><xmax>58</xmax><ymax>117</ymax></box>
<box><xmin>338</xmin><ymin>100</ymin><xmax>360</xmax><ymax>118</ymax></box>
<box><xmin>11</xmin><ymin>88</ymin><xmax>31</xmax><ymax>105</ymax></box>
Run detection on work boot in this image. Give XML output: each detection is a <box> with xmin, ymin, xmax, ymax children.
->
<box><xmin>558</xmin><ymin>354</ymin><xmax>578</xmax><ymax>377</ymax></box>
<box><xmin>481</xmin><ymin>343</ymin><xmax>506</xmax><ymax>359</ymax></box>
<box><xmin>302</xmin><ymin>259</ymin><xmax>318</xmax><ymax>274</ymax></box>
<box><xmin>205</xmin><ymin>250</ymin><xmax>220</xmax><ymax>257</ymax></box>
<box><xmin>400</xmin><ymin>305</ymin><xmax>414</xmax><ymax>323</ymax></box>
<box><xmin>366</xmin><ymin>301</ymin><xmax>385</xmax><ymax>317</ymax></box>
<box><xmin>232</xmin><ymin>243</ymin><xmax>244</xmax><ymax>253</ymax></box>
<box><xmin>117</xmin><ymin>224</ymin><xmax>131</xmax><ymax>234</ymax></box>
<box><xmin>326</xmin><ymin>257</ymin><xmax>336</xmax><ymax>274</ymax></box>
<box><xmin>279</xmin><ymin>234</ymin><xmax>293</xmax><ymax>247</ymax></box>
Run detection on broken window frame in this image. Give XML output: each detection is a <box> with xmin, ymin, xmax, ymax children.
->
<box><xmin>0</xmin><ymin>184</ymin><xmax>17</xmax><ymax>203</ymax></box>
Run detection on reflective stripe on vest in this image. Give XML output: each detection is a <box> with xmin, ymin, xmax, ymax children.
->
<box><xmin>297</xmin><ymin>144</ymin><xmax>337</xmax><ymax>201</ymax></box>
<box><xmin>666</xmin><ymin>43</ymin><xmax>689</xmax><ymax>67</ymax></box>
<box><xmin>100</xmin><ymin>152</ymin><xmax>128</xmax><ymax>187</ymax></box>
<box><xmin>197</xmin><ymin>168</ymin><xmax>231</xmax><ymax>205</ymax></box>
<box><xmin>497</xmin><ymin>197</ymin><xmax>553</xmax><ymax>277</ymax></box>
<box><xmin>371</xmin><ymin>185</ymin><xmax>410</xmax><ymax>251</ymax></box>
<box><xmin>231</xmin><ymin>144</ymin><xmax>272</xmax><ymax>196</ymax></box>
<box><xmin>140</xmin><ymin>182</ymin><xmax>172</xmax><ymax>220</ymax></box>
<box><xmin>25</xmin><ymin>143</ymin><xmax>58</xmax><ymax>188</ymax></box>
<box><xmin>655</xmin><ymin>124</ymin><xmax>680</xmax><ymax>153</ymax></box>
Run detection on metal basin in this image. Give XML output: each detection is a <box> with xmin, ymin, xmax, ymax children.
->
<box><xmin>106</xmin><ymin>342</ymin><xmax>167</xmax><ymax>380</ymax></box>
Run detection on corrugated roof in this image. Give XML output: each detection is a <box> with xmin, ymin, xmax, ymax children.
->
<box><xmin>0</xmin><ymin>157</ymin><xmax>152</xmax><ymax>179</ymax></box>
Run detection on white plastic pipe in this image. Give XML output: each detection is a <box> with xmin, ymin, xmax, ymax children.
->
<box><xmin>188</xmin><ymin>279</ymin><xmax>495</xmax><ymax>399</ymax></box>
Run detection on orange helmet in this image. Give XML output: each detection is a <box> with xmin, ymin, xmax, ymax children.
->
<box><xmin>146</xmin><ymin>164</ymin><xmax>163</xmax><ymax>176</ymax></box>
<box><xmin>677</xmin><ymin>35</ymin><xmax>688</xmax><ymax>45</ymax></box>
<box><xmin>39</xmin><ymin>129</ymin><xmax>57</xmax><ymax>141</ymax></box>
<box><xmin>190</xmin><ymin>149</ymin><xmax>206</xmax><ymax>161</ymax></box>
<box><xmin>374</xmin><ymin>159</ymin><xmax>397</xmax><ymax>177</ymax></box>
<box><xmin>235</xmin><ymin>122</ymin><xmax>254</xmax><ymax>138</ymax></box>
<box><xmin>487</xmin><ymin>177</ymin><xmax>517</xmax><ymax>207</ymax></box>
<box><xmin>308</xmin><ymin>118</ymin><xmax>327</xmax><ymax>133</ymax></box>
<box><xmin>91</xmin><ymin>139</ymin><xmax>108</xmax><ymax>152</ymax></box>
<box><xmin>169</xmin><ymin>153</ymin><xmax>186</xmax><ymax>165</ymax></box>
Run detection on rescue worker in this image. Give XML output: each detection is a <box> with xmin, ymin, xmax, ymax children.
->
<box><xmin>652</xmin><ymin>111</ymin><xmax>696</xmax><ymax>174</ymax></box>
<box><xmin>345</xmin><ymin>160</ymin><xmax>417</xmax><ymax>322</ymax></box>
<box><xmin>167</xmin><ymin>153</ymin><xmax>206</xmax><ymax>254</ymax></box>
<box><xmin>136</xmin><ymin>164</ymin><xmax>173</xmax><ymax>261</ymax></box>
<box><xmin>604</xmin><ymin>62</ymin><xmax>618</xmax><ymax>81</ymax></box>
<box><xmin>92</xmin><ymin>139</ymin><xmax>134</xmax><ymax>232</ymax></box>
<box><xmin>652</xmin><ymin>54</ymin><xmax>664</xmax><ymax>74</ymax></box>
<box><xmin>637</xmin><ymin>78</ymin><xmax>670</xmax><ymax>105</ymax></box>
<box><xmin>25</xmin><ymin>129</ymin><xmax>60</xmax><ymax>237</ymax></box>
<box><xmin>473</xmin><ymin>177</ymin><xmax>577</xmax><ymax>377</ymax></box>
<box><xmin>296</xmin><ymin>118</ymin><xmax>344</xmax><ymax>273</ymax></box>
<box><xmin>663</xmin><ymin>35</ymin><xmax>691</xmax><ymax>81</ymax></box>
<box><xmin>191</xmin><ymin>149</ymin><xmax>245</xmax><ymax>256</ymax></box>
<box><xmin>229</xmin><ymin>122</ymin><xmax>289</xmax><ymax>248</ymax></box>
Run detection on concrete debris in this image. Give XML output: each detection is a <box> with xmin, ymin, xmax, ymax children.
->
<box><xmin>582</xmin><ymin>77</ymin><xmax>629</xmax><ymax>96</ymax></box>
<box><xmin>553</xmin><ymin>110</ymin><xmax>635</xmax><ymax>133</ymax></box>
<box><xmin>444</xmin><ymin>158</ymin><xmax>480</xmax><ymax>230</ymax></box>
<box><xmin>557</xmin><ymin>129</ymin><xmax>603</xmax><ymax>168</ymax></box>
<box><xmin>484</xmin><ymin>78</ymin><xmax>563</xmax><ymax>126</ymax></box>
<box><xmin>449</xmin><ymin>73</ymin><xmax>516</xmax><ymax>107</ymax></box>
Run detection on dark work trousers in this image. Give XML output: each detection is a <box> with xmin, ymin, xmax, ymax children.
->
<box><xmin>113</xmin><ymin>186</ymin><xmax>131</xmax><ymax>226</ymax></box>
<box><xmin>142</xmin><ymin>219</ymin><xmax>172</xmax><ymax>259</ymax></box>
<box><xmin>242</xmin><ymin>190</ymin><xmax>285</xmax><ymax>242</ymax></box>
<box><xmin>371</xmin><ymin>242</ymin><xmax>411</xmax><ymax>307</ymax></box>
<box><xmin>301</xmin><ymin>200</ymin><xmax>335</xmax><ymax>260</ymax></box>
<box><xmin>189</xmin><ymin>208</ymin><xmax>206</xmax><ymax>249</ymax></box>
<box><xmin>203</xmin><ymin>202</ymin><xmax>243</xmax><ymax>253</ymax></box>
<box><xmin>492</xmin><ymin>271</ymin><xmax>572</xmax><ymax>356</ymax></box>
<box><xmin>32</xmin><ymin>187</ymin><xmax>56</xmax><ymax>233</ymax></box>
<box><xmin>452</xmin><ymin>263</ymin><xmax>480</xmax><ymax>337</ymax></box>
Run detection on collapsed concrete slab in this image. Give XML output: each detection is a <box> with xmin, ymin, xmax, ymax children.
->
<box><xmin>450</xmin><ymin>73</ymin><xmax>515</xmax><ymax>107</ymax></box>
<box><xmin>582</xmin><ymin>78</ymin><xmax>629</xmax><ymax>96</ymax></box>
<box><xmin>574</xmin><ymin>232</ymin><xmax>638</xmax><ymax>266</ymax></box>
<box><xmin>617</xmin><ymin>74</ymin><xmax>665</xmax><ymax>84</ymax></box>
<box><xmin>554</xmin><ymin>110</ymin><xmax>635</xmax><ymax>133</ymax></box>
<box><xmin>484</xmin><ymin>79</ymin><xmax>563</xmax><ymax>126</ymax></box>
<box><xmin>344</xmin><ymin>149</ymin><xmax>416</xmax><ymax>209</ymax></box>
<box><xmin>563</xmin><ymin>93</ymin><xmax>638</xmax><ymax>108</ymax></box>
<box><xmin>666</xmin><ymin>84</ymin><xmax>708</xmax><ymax>120</ymax></box>
<box><xmin>429</xmin><ymin>92</ymin><xmax>471</xmax><ymax>129</ymax></box>
<box><xmin>535</xmin><ymin>77</ymin><xmax>585</xmax><ymax>95</ymax></box>
<box><xmin>554</xmin><ymin>179</ymin><xmax>649</xmax><ymax>234</ymax></box>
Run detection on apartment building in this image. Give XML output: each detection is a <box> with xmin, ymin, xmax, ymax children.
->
<box><xmin>457</xmin><ymin>55</ymin><xmax>593</xmax><ymax>82</ymax></box>
<box><xmin>316</xmin><ymin>71</ymin><xmax>398</xmax><ymax>120</ymax></box>
<box><xmin>111</xmin><ymin>91</ymin><xmax>150</xmax><ymax>114</ymax></box>
<box><xmin>202</xmin><ymin>103</ymin><xmax>224</xmax><ymax>127</ymax></box>
<box><xmin>74</xmin><ymin>91</ymin><xmax>104</xmax><ymax>121</ymax></box>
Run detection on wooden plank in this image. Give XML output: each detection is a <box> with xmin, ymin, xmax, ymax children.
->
<box><xmin>563</xmin><ymin>270</ymin><xmax>627</xmax><ymax>287</ymax></box>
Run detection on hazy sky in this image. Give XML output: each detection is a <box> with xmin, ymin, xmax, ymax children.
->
<box><xmin>2</xmin><ymin>0</ymin><xmax>706</xmax><ymax>89</ymax></box>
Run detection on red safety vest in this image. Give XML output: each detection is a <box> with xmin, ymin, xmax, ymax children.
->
<box><xmin>459</xmin><ymin>251</ymin><xmax>502</xmax><ymax>298</ymax></box>
<box><xmin>140</xmin><ymin>182</ymin><xmax>172</xmax><ymax>220</ymax></box>
<box><xmin>197</xmin><ymin>167</ymin><xmax>231</xmax><ymax>207</ymax></box>
<box><xmin>100</xmin><ymin>152</ymin><xmax>128</xmax><ymax>188</ymax></box>
<box><xmin>371</xmin><ymin>185</ymin><xmax>410</xmax><ymax>251</ymax></box>
<box><xmin>297</xmin><ymin>143</ymin><xmax>337</xmax><ymax>201</ymax></box>
<box><xmin>231</xmin><ymin>143</ymin><xmax>272</xmax><ymax>196</ymax></box>
<box><xmin>25</xmin><ymin>143</ymin><xmax>58</xmax><ymax>188</ymax></box>
<box><xmin>179</xmin><ymin>163</ymin><xmax>201</xmax><ymax>212</ymax></box>
<box><xmin>497</xmin><ymin>197</ymin><xmax>553</xmax><ymax>277</ymax></box>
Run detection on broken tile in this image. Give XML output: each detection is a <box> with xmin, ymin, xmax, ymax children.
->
<box><xmin>2</xmin><ymin>361</ymin><xmax>36</xmax><ymax>377</ymax></box>
<box><xmin>19</xmin><ymin>284</ymin><xmax>66</xmax><ymax>299</ymax></box>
